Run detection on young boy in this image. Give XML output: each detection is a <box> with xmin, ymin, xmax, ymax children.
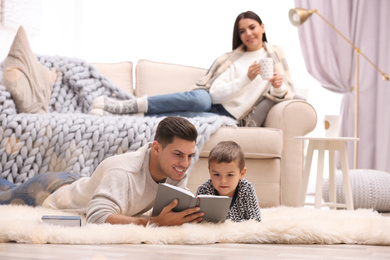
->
<box><xmin>196</xmin><ymin>141</ymin><xmax>261</xmax><ymax>222</ymax></box>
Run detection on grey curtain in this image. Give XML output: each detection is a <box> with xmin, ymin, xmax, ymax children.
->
<box><xmin>294</xmin><ymin>0</ymin><xmax>390</xmax><ymax>172</ymax></box>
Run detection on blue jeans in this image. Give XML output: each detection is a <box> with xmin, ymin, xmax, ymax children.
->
<box><xmin>0</xmin><ymin>172</ymin><xmax>81</xmax><ymax>206</ymax></box>
<box><xmin>146</xmin><ymin>89</ymin><xmax>234</xmax><ymax>118</ymax></box>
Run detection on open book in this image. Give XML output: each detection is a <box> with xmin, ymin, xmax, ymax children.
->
<box><xmin>151</xmin><ymin>183</ymin><xmax>232</xmax><ymax>223</ymax></box>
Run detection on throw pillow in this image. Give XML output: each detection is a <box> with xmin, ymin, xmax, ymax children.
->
<box><xmin>2</xmin><ymin>26</ymin><xmax>57</xmax><ymax>114</ymax></box>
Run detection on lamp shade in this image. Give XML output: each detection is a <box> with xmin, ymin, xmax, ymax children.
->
<box><xmin>289</xmin><ymin>8</ymin><xmax>314</xmax><ymax>26</ymax></box>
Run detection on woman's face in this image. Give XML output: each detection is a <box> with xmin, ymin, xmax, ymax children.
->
<box><xmin>238</xmin><ymin>18</ymin><xmax>265</xmax><ymax>51</ymax></box>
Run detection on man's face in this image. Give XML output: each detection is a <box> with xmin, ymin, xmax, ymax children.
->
<box><xmin>153</xmin><ymin>137</ymin><xmax>196</xmax><ymax>182</ymax></box>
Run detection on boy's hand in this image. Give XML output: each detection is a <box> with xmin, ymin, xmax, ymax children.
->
<box><xmin>149</xmin><ymin>199</ymin><xmax>204</xmax><ymax>226</ymax></box>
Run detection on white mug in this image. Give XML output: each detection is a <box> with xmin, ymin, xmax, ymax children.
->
<box><xmin>324</xmin><ymin>115</ymin><xmax>340</xmax><ymax>137</ymax></box>
<box><xmin>259</xmin><ymin>58</ymin><xmax>274</xmax><ymax>80</ymax></box>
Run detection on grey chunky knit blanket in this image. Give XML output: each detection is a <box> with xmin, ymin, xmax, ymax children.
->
<box><xmin>0</xmin><ymin>55</ymin><xmax>237</xmax><ymax>185</ymax></box>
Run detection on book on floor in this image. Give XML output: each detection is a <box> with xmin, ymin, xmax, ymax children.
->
<box><xmin>41</xmin><ymin>215</ymin><xmax>82</xmax><ymax>227</ymax></box>
<box><xmin>151</xmin><ymin>183</ymin><xmax>232</xmax><ymax>223</ymax></box>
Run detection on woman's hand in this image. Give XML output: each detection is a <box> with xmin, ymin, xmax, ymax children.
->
<box><xmin>247</xmin><ymin>61</ymin><xmax>260</xmax><ymax>81</ymax></box>
<box><xmin>270</xmin><ymin>72</ymin><xmax>283</xmax><ymax>88</ymax></box>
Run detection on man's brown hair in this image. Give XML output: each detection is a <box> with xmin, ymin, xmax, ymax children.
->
<box><xmin>154</xmin><ymin>116</ymin><xmax>198</xmax><ymax>148</ymax></box>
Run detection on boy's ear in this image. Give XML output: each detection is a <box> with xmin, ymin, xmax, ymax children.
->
<box><xmin>240</xmin><ymin>167</ymin><xmax>247</xmax><ymax>179</ymax></box>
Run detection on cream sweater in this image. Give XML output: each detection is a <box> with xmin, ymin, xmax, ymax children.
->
<box><xmin>209</xmin><ymin>48</ymin><xmax>287</xmax><ymax>119</ymax></box>
<box><xmin>42</xmin><ymin>143</ymin><xmax>188</xmax><ymax>224</ymax></box>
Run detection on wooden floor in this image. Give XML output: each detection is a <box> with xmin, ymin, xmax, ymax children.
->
<box><xmin>1</xmin><ymin>242</ymin><xmax>390</xmax><ymax>260</ymax></box>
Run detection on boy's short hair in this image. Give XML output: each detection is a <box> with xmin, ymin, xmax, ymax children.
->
<box><xmin>154</xmin><ymin>116</ymin><xmax>198</xmax><ymax>148</ymax></box>
<box><xmin>208</xmin><ymin>141</ymin><xmax>245</xmax><ymax>171</ymax></box>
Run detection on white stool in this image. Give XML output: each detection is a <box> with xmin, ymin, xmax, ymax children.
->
<box><xmin>296</xmin><ymin>137</ymin><xmax>359</xmax><ymax>210</ymax></box>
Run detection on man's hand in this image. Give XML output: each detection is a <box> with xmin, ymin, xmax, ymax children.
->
<box><xmin>149</xmin><ymin>199</ymin><xmax>204</xmax><ymax>226</ymax></box>
<box><xmin>105</xmin><ymin>199</ymin><xmax>204</xmax><ymax>226</ymax></box>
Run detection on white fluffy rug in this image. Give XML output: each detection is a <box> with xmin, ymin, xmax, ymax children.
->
<box><xmin>1</xmin><ymin>205</ymin><xmax>389</xmax><ymax>245</ymax></box>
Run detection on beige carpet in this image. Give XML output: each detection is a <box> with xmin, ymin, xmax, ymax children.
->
<box><xmin>1</xmin><ymin>205</ymin><xmax>389</xmax><ymax>245</ymax></box>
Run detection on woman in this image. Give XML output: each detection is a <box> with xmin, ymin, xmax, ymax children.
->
<box><xmin>91</xmin><ymin>11</ymin><xmax>295</xmax><ymax>126</ymax></box>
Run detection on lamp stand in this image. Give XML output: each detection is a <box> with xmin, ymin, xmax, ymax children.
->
<box><xmin>290</xmin><ymin>8</ymin><xmax>390</xmax><ymax>169</ymax></box>
<box><xmin>354</xmin><ymin>49</ymin><xmax>360</xmax><ymax>169</ymax></box>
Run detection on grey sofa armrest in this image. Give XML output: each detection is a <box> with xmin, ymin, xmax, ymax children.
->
<box><xmin>264</xmin><ymin>100</ymin><xmax>317</xmax><ymax>206</ymax></box>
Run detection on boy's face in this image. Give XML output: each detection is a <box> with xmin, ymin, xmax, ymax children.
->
<box><xmin>209</xmin><ymin>160</ymin><xmax>246</xmax><ymax>197</ymax></box>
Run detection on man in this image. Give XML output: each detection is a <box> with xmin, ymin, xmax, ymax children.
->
<box><xmin>0</xmin><ymin>116</ymin><xmax>204</xmax><ymax>226</ymax></box>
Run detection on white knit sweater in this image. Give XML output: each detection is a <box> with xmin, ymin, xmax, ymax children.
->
<box><xmin>209</xmin><ymin>48</ymin><xmax>287</xmax><ymax>119</ymax></box>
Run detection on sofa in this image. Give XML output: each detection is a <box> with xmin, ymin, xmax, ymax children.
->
<box><xmin>1</xmin><ymin>27</ymin><xmax>317</xmax><ymax>209</ymax></box>
<box><xmin>0</xmin><ymin>57</ymin><xmax>317</xmax><ymax>209</ymax></box>
<box><xmin>92</xmin><ymin>59</ymin><xmax>317</xmax><ymax>207</ymax></box>
<box><xmin>0</xmin><ymin>56</ymin><xmax>317</xmax><ymax>210</ymax></box>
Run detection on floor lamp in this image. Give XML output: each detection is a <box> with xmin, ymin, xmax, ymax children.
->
<box><xmin>289</xmin><ymin>8</ymin><xmax>389</xmax><ymax>169</ymax></box>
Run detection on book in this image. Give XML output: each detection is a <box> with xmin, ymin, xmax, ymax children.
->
<box><xmin>41</xmin><ymin>215</ymin><xmax>82</xmax><ymax>227</ymax></box>
<box><xmin>151</xmin><ymin>183</ymin><xmax>232</xmax><ymax>223</ymax></box>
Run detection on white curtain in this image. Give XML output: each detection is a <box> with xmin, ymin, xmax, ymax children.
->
<box><xmin>294</xmin><ymin>0</ymin><xmax>390</xmax><ymax>172</ymax></box>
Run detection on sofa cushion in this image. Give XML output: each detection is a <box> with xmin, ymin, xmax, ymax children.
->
<box><xmin>92</xmin><ymin>62</ymin><xmax>134</xmax><ymax>95</ymax></box>
<box><xmin>135</xmin><ymin>59</ymin><xmax>207</xmax><ymax>97</ymax></box>
<box><xmin>2</xmin><ymin>26</ymin><xmax>57</xmax><ymax>114</ymax></box>
<box><xmin>199</xmin><ymin>127</ymin><xmax>283</xmax><ymax>159</ymax></box>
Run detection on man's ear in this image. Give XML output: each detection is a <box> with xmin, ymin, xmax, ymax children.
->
<box><xmin>240</xmin><ymin>167</ymin><xmax>247</xmax><ymax>180</ymax></box>
<box><xmin>152</xmin><ymin>141</ymin><xmax>161</xmax><ymax>154</ymax></box>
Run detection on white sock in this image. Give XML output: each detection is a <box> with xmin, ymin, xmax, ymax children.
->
<box><xmin>92</xmin><ymin>96</ymin><xmax>105</xmax><ymax>110</ymax></box>
<box><xmin>92</xmin><ymin>96</ymin><xmax>139</xmax><ymax>114</ymax></box>
<box><xmin>136</xmin><ymin>96</ymin><xmax>148</xmax><ymax>113</ymax></box>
